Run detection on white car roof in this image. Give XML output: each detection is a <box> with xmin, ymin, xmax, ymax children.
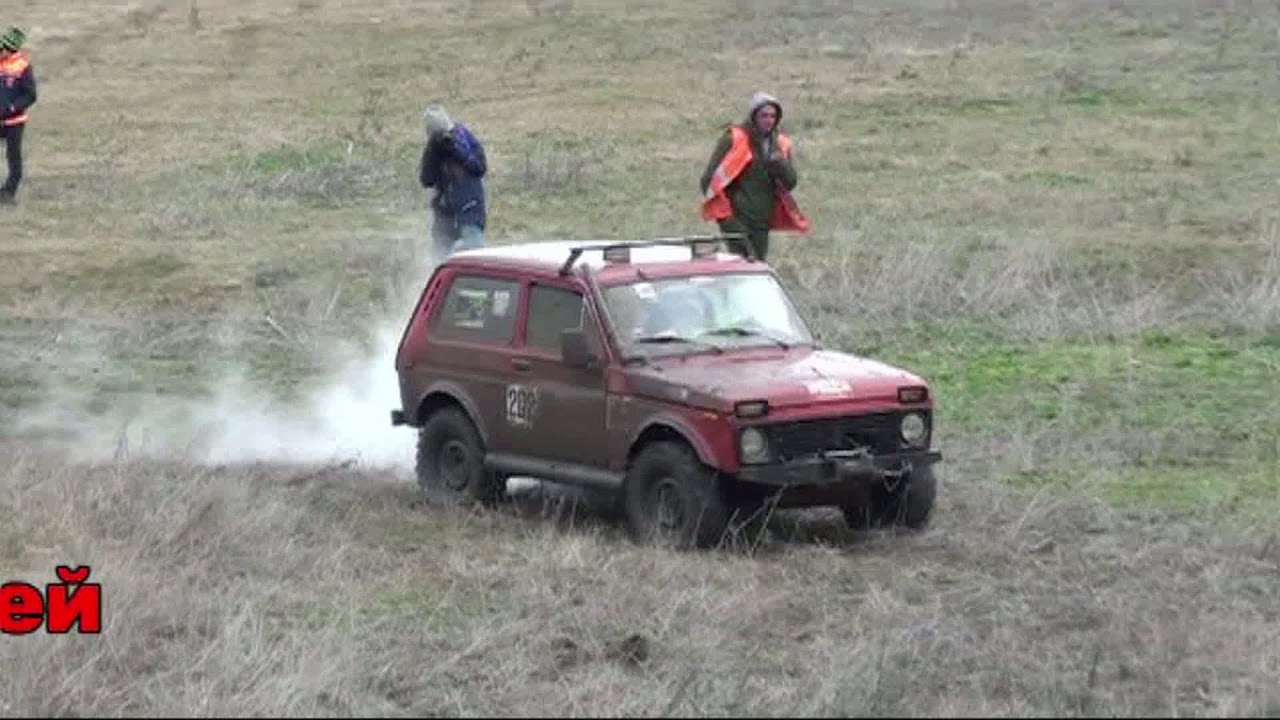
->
<box><xmin>449</xmin><ymin>238</ymin><xmax>752</xmax><ymax>272</ymax></box>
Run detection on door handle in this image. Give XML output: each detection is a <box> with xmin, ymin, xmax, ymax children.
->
<box><xmin>511</xmin><ymin>358</ymin><xmax>531</xmax><ymax>372</ymax></box>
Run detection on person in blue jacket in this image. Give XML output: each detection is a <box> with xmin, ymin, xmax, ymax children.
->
<box><xmin>418</xmin><ymin>105</ymin><xmax>487</xmax><ymax>258</ymax></box>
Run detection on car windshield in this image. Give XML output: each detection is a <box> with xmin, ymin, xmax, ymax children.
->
<box><xmin>599</xmin><ymin>272</ymin><xmax>814</xmax><ymax>358</ymax></box>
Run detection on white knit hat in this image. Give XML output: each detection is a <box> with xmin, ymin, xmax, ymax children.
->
<box><xmin>423</xmin><ymin>105</ymin><xmax>454</xmax><ymax>138</ymax></box>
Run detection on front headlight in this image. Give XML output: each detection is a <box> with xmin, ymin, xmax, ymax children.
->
<box><xmin>739</xmin><ymin>427</ymin><xmax>769</xmax><ymax>464</ymax></box>
<box><xmin>900</xmin><ymin>412</ymin><xmax>927</xmax><ymax>447</ymax></box>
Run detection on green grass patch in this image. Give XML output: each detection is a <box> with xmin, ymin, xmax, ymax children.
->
<box><xmin>1019</xmin><ymin>170</ymin><xmax>1093</xmax><ymax>187</ymax></box>
<box><xmin>1008</xmin><ymin>462</ymin><xmax>1280</xmax><ymax>522</ymax></box>
<box><xmin>216</xmin><ymin>139</ymin><xmax>407</xmax><ymax>210</ymax></box>
<box><xmin>878</xmin><ymin>326</ymin><xmax>1279</xmax><ymax>438</ymax></box>
<box><xmin>1068</xmin><ymin>89</ymin><xmax>1122</xmax><ymax>108</ymax></box>
<box><xmin>63</xmin><ymin>253</ymin><xmax>189</xmax><ymax>294</ymax></box>
<box><xmin>1066</xmin><ymin>88</ymin><xmax>1213</xmax><ymax>119</ymax></box>
<box><xmin>228</xmin><ymin>141</ymin><xmax>352</xmax><ymax>175</ymax></box>
<box><xmin>1099</xmin><ymin>463</ymin><xmax>1280</xmax><ymax>520</ymax></box>
<box><xmin>855</xmin><ymin>324</ymin><xmax>1280</xmax><ymax>517</ymax></box>
<box><xmin>36</xmin><ymin>343</ymin><xmax>314</xmax><ymax>424</ymax></box>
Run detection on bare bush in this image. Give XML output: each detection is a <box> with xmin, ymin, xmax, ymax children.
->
<box><xmin>1193</xmin><ymin>220</ymin><xmax>1280</xmax><ymax>334</ymax></box>
<box><xmin>788</xmin><ymin>220</ymin><xmax>1278</xmax><ymax>343</ymax></box>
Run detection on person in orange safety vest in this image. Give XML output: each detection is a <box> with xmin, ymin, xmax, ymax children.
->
<box><xmin>0</xmin><ymin>27</ymin><xmax>36</xmax><ymax>204</ymax></box>
<box><xmin>699</xmin><ymin>91</ymin><xmax>809</xmax><ymax>261</ymax></box>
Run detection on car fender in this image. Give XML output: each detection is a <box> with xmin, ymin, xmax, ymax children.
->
<box><xmin>625</xmin><ymin>411</ymin><xmax>723</xmax><ymax>473</ymax></box>
<box><xmin>414</xmin><ymin>380</ymin><xmax>491</xmax><ymax>447</ymax></box>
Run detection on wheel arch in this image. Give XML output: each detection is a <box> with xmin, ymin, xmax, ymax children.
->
<box><xmin>415</xmin><ymin>382</ymin><xmax>490</xmax><ymax>447</ymax></box>
<box><xmin>626</xmin><ymin>418</ymin><xmax>719</xmax><ymax>472</ymax></box>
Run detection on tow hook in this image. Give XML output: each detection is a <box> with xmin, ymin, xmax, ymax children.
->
<box><xmin>882</xmin><ymin>463</ymin><xmax>911</xmax><ymax>494</ymax></box>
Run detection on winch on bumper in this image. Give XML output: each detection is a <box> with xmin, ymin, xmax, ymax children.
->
<box><xmin>734</xmin><ymin>448</ymin><xmax>943</xmax><ymax>494</ymax></box>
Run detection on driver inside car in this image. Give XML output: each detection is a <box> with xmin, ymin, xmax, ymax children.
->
<box><xmin>639</xmin><ymin>286</ymin><xmax>714</xmax><ymax>338</ymax></box>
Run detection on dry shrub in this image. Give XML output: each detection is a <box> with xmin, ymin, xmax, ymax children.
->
<box><xmin>2</xmin><ymin>449</ymin><xmax>1278</xmax><ymax>717</ymax></box>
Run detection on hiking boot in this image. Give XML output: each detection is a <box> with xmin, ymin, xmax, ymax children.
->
<box><xmin>0</xmin><ymin>189</ymin><xmax>15</xmax><ymax>205</ymax></box>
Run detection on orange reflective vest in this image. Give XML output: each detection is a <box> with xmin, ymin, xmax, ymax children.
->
<box><xmin>0</xmin><ymin>52</ymin><xmax>30</xmax><ymax>126</ymax></box>
<box><xmin>700</xmin><ymin>124</ymin><xmax>810</xmax><ymax>234</ymax></box>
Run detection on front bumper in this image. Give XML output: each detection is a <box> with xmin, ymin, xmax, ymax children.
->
<box><xmin>735</xmin><ymin>449</ymin><xmax>942</xmax><ymax>489</ymax></box>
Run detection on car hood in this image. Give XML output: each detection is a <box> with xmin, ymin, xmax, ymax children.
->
<box><xmin>625</xmin><ymin>347</ymin><xmax>926</xmax><ymax>411</ymax></box>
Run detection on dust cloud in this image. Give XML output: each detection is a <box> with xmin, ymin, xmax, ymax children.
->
<box><xmin>10</xmin><ymin>226</ymin><xmax>446</xmax><ymax>475</ymax></box>
<box><xmin>159</xmin><ymin>323</ymin><xmax>419</xmax><ymax>471</ymax></box>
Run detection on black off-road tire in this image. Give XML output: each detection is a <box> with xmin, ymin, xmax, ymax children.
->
<box><xmin>416</xmin><ymin>406</ymin><xmax>503</xmax><ymax>507</ymax></box>
<box><xmin>624</xmin><ymin>441</ymin><xmax>731</xmax><ymax>550</ymax></box>
<box><xmin>841</xmin><ymin>465</ymin><xmax>937</xmax><ymax>531</ymax></box>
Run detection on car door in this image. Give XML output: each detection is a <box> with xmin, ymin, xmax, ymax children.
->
<box><xmin>505</xmin><ymin>278</ymin><xmax>609</xmax><ymax>469</ymax></box>
<box><xmin>421</xmin><ymin>269</ymin><xmax>523</xmax><ymax>452</ymax></box>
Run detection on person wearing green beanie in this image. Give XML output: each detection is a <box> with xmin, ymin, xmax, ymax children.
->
<box><xmin>0</xmin><ymin>26</ymin><xmax>36</xmax><ymax>203</ymax></box>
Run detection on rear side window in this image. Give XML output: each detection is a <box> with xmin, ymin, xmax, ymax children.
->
<box><xmin>525</xmin><ymin>285</ymin><xmax>586</xmax><ymax>352</ymax></box>
<box><xmin>433</xmin><ymin>274</ymin><xmax>520</xmax><ymax>345</ymax></box>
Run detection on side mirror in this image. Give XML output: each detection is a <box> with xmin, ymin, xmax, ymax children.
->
<box><xmin>561</xmin><ymin>328</ymin><xmax>598</xmax><ymax>370</ymax></box>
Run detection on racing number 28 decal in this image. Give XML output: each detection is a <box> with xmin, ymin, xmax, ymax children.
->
<box><xmin>505</xmin><ymin>384</ymin><xmax>539</xmax><ymax>428</ymax></box>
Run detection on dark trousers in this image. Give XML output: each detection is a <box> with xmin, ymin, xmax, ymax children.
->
<box><xmin>1</xmin><ymin>123</ymin><xmax>23</xmax><ymax>196</ymax></box>
<box><xmin>717</xmin><ymin>218</ymin><xmax>770</xmax><ymax>262</ymax></box>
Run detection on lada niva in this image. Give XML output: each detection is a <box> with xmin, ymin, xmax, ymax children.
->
<box><xmin>391</xmin><ymin>236</ymin><xmax>941</xmax><ymax>549</ymax></box>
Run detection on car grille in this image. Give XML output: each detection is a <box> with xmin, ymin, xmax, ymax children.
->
<box><xmin>763</xmin><ymin>412</ymin><xmax>921</xmax><ymax>461</ymax></box>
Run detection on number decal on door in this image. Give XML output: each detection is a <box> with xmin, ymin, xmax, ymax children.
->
<box><xmin>505</xmin><ymin>384</ymin><xmax>539</xmax><ymax>428</ymax></box>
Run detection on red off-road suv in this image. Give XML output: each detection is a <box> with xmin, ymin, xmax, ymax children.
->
<box><xmin>391</xmin><ymin>237</ymin><xmax>942</xmax><ymax>549</ymax></box>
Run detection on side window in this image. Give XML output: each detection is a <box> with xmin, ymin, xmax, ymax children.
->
<box><xmin>525</xmin><ymin>284</ymin><xmax>587</xmax><ymax>354</ymax></box>
<box><xmin>432</xmin><ymin>274</ymin><xmax>520</xmax><ymax>345</ymax></box>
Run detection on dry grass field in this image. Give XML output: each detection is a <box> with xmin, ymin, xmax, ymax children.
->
<box><xmin>2</xmin><ymin>0</ymin><xmax>1279</xmax><ymax>715</ymax></box>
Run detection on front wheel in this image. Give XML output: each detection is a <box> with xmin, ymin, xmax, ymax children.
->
<box><xmin>624</xmin><ymin>441</ymin><xmax>731</xmax><ymax>550</ymax></box>
<box><xmin>416</xmin><ymin>407</ymin><xmax>503</xmax><ymax>507</ymax></box>
<box><xmin>841</xmin><ymin>464</ymin><xmax>937</xmax><ymax>531</ymax></box>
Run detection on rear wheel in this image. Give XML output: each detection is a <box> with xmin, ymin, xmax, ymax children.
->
<box><xmin>841</xmin><ymin>465</ymin><xmax>937</xmax><ymax>531</ymax></box>
<box><xmin>416</xmin><ymin>406</ymin><xmax>503</xmax><ymax>507</ymax></box>
<box><xmin>624</xmin><ymin>441</ymin><xmax>730</xmax><ymax>550</ymax></box>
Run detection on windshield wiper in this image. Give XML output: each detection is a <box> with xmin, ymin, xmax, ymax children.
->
<box><xmin>631</xmin><ymin>334</ymin><xmax>724</xmax><ymax>354</ymax></box>
<box><xmin>697</xmin><ymin>326</ymin><xmax>792</xmax><ymax>350</ymax></box>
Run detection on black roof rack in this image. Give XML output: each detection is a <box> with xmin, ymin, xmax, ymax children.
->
<box><xmin>557</xmin><ymin>233</ymin><xmax>751</xmax><ymax>276</ymax></box>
